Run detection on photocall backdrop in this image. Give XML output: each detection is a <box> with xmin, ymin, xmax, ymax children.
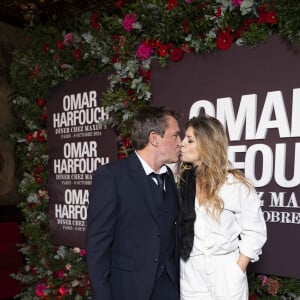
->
<box><xmin>151</xmin><ymin>34</ymin><xmax>300</xmax><ymax>278</ymax></box>
<box><xmin>47</xmin><ymin>74</ymin><xmax>117</xmax><ymax>247</ymax></box>
<box><xmin>47</xmin><ymin>35</ymin><xmax>299</xmax><ymax>278</ymax></box>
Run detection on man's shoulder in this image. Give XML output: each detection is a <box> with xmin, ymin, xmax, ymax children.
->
<box><xmin>95</xmin><ymin>153</ymin><xmax>137</xmax><ymax>174</ymax></box>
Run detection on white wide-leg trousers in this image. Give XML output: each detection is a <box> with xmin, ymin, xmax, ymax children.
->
<box><xmin>180</xmin><ymin>251</ymin><xmax>248</xmax><ymax>300</ymax></box>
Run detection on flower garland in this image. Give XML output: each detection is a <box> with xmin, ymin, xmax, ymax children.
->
<box><xmin>9</xmin><ymin>0</ymin><xmax>300</xmax><ymax>299</ymax></box>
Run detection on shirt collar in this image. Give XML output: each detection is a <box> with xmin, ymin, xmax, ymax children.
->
<box><xmin>135</xmin><ymin>151</ymin><xmax>167</xmax><ymax>176</ymax></box>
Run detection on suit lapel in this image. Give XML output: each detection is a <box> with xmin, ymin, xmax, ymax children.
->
<box><xmin>129</xmin><ymin>153</ymin><xmax>160</xmax><ymax>226</ymax></box>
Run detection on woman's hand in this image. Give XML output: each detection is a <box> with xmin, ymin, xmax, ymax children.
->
<box><xmin>237</xmin><ymin>253</ymin><xmax>250</xmax><ymax>273</ymax></box>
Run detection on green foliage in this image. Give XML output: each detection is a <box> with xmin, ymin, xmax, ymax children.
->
<box><xmin>9</xmin><ymin>0</ymin><xmax>300</xmax><ymax>299</ymax></box>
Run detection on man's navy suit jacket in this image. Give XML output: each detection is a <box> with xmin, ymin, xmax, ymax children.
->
<box><xmin>86</xmin><ymin>152</ymin><xmax>180</xmax><ymax>300</ymax></box>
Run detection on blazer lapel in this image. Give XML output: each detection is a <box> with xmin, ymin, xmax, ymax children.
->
<box><xmin>128</xmin><ymin>153</ymin><xmax>160</xmax><ymax>226</ymax></box>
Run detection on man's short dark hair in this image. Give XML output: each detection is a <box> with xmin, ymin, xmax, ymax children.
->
<box><xmin>131</xmin><ymin>106</ymin><xmax>180</xmax><ymax>150</ymax></box>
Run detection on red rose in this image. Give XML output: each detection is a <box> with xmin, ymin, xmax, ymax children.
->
<box><xmin>147</xmin><ymin>38</ymin><xmax>161</xmax><ymax>48</ymax></box>
<box><xmin>36</xmin><ymin>130</ymin><xmax>46</xmax><ymax>142</ymax></box>
<box><xmin>139</xmin><ymin>66</ymin><xmax>150</xmax><ymax>80</ymax></box>
<box><xmin>170</xmin><ymin>48</ymin><xmax>183</xmax><ymax>62</ymax></box>
<box><xmin>91</xmin><ymin>20</ymin><xmax>100</xmax><ymax>30</ymax></box>
<box><xmin>216</xmin><ymin>29</ymin><xmax>233</xmax><ymax>50</ymax></box>
<box><xmin>42</xmin><ymin>43</ymin><xmax>49</xmax><ymax>52</ymax></box>
<box><xmin>215</xmin><ymin>6</ymin><xmax>222</xmax><ymax>18</ymax></box>
<box><xmin>41</xmin><ymin>113</ymin><xmax>47</xmax><ymax>122</ymax></box>
<box><xmin>118</xmin><ymin>153</ymin><xmax>127</xmax><ymax>159</ymax></box>
<box><xmin>115</xmin><ymin>0</ymin><xmax>123</xmax><ymax>8</ymax></box>
<box><xmin>90</xmin><ymin>13</ymin><xmax>99</xmax><ymax>22</ymax></box>
<box><xmin>112</xmin><ymin>54</ymin><xmax>120</xmax><ymax>64</ymax></box>
<box><xmin>168</xmin><ymin>0</ymin><xmax>178</xmax><ymax>10</ymax></box>
<box><xmin>77</xmin><ymin>286</ymin><xmax>84</xmax><ymax>296</ymax></box>
<box><xmin>73</xmin><ymin>49</ymin><xmax>82</xmax><ymax>60</ymax></box>
<box><xmin>56</xmin><ymin>40</ymin><xmax>64</xmax><ymax>50</ymax></box>
<box><xmin>30</xmin><ymin>265</ymin><xmax>37</xmax><ymax>275</ymax></box>
<box><xmin>34</xmin><ymin>165</ymin><xmax>42</xmax><ymax>174</ymax></box>
<box><xmin>35</xmin><ymin>176</ymin><xmax>43</xmax><ymax>185</ymax></box>
<box><xmin>26</xmin><ymin>133</ymin><xmax>33</xmax><ymax>142</ymax></box>
<box><xmin>37</xmin><ymin>98</ymin><xmax>44</xmax><ymax>107</ymax></box>
<box><xmin>144</xmin><ymin>69</ymin><xmax>151</xmax><ymax>81</ymax></box>
<box><xmin>124</xmin><ymin>136</ymin><xmax>131</xmax><ymax>148</ymax></box>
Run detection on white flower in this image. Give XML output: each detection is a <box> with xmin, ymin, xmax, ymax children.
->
<box><xmin>240</xmin><ymin>0</ymin><xmax>255</xmax><ymax>15</ymax></box>
<box><xmin>81</xmin><ymin>32</ymin><xmax>94</xmax><ymax>43</ymax></box>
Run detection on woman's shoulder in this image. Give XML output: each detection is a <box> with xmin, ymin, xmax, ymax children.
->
<box><xmin>224</xmin><ymin>172</ymin><xmax>251</xmax><ymax>192</ymax></box>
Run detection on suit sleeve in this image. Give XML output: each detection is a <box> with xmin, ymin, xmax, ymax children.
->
<box><xmin>86</xmin><ymin>166</ymin><xmax>117</xmax><ymax>300</ymax></box>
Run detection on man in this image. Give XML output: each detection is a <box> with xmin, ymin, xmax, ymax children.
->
<box><xmin>86</xmin><ymin>106</ymin><xmax>182</xmax><ymax>300</ymax></box>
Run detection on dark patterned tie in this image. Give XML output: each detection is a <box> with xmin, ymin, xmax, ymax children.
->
<box><xmin>150</xmin><ymin>172</ymin><xmax>166</xmax><ymax>200</ymax></box>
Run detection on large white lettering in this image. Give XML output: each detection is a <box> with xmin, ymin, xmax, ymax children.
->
<box><xmin>189</xmin><ymin>88</ymin><xmax>300</xmax><ymax>140</ymax></box>
<box><xmin>190</xmin><ymin>88</ymin><xmax>300</xmax><ymax>189</ymax></box>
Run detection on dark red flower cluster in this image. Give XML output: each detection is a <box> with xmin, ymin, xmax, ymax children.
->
<box><xmin>34</xmin><ymin>165</ymin><xmax>43</xmax><ymax>185</ymax></box>
<box><xmin>56</xmin><ymin>40</ymin><xmax>64</xmax><ymax>50</ymax></box>
<box><xmin>29</xmin><ymin>64</ymin><xmax>40</xmax><ymax>80</ymax></box>
<box><xmin>42</xmin><ymin>43</ymin><xmax>49</xmax><ymax>52</ymax></box>
<box><xmin>26</xmin><ymin>129</ymin><xmax>46</xmax><ymax>143</ymax></box>
<box><xmin>258</xmin><ymin>4</ymin><xmax>278</xmax><ymax>25</ymax></box>
<box><xmin>235</xmin><ymin>18</ymin><xmax>255</xmax><ymax>38</ymax></box>
<box><xmin>139</xmin><ymin>66</ymin><xmax>151</xmax><ymax>82</ymax></box>
<box><xmin>168</xmin><ymin>0</ymin><xmax>178</xmax><ymax>10</ymax></box>
<box><xmin>90</xmin><ymin>13</ymin><xmax>101</xmax><ymax>30</ymax></box>
<box><xmin>144</xmin><ymin>39</ymin><xmax>184</xmax><ymax>62</ymax></box>
<box><xmin>73</xmin><ymin>48</ymin><xmax>82</xmax><ymax>60</ymax></box>
<box><xmin>118</xmin><ymin>135</ymin><xmax>132</xmax><ymax>159</ymax></box>
<box><xmin>115</xmin><ymin>0</ymin><xmax>123</xmax><ymax>8</ymax></box>
<box><xmin>37</xmin><ymin>97</ymin><xmax>47</xmax><ymax>122</ymax></box>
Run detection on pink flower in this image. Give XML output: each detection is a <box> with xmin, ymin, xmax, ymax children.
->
<box><xmin>135</xmin><ymin>42</ymin><xmax>152</xmax><ymax>60</ymax></box>
<box><xmin>38</xmin><ymin>189</ymin><xmax>49</xmax><ymax>199</ymax></box>
<box><xmin>63</xmin><ymin>32</ymin><xmax>74</xmax><ymax>46</ymax></box>
<box><xmin>266</xmin><ymin>277</ymin><xmax>280</xmax><ymax>296</ymax></box>
<box><xmin>122</xmin><ymin>13</ymin><xmax>137</xmax><ymax>32</ymax></box>
<box><xmin>57</xmin><ymin>269</ymin><xmax>65</xmax><ymax>279</ymax></box>
<box><xmin>59</xmin><ymin>284</ymin><xmax>67</xmax><ymax>296</ymax></box>
<box><xmin>35</xmin><ymin>283</ymin><xmax>47</xmax><ymax>297</ymax></box>
<box><xmin>258</xmin><ymin>274</ymin><xmax>268</xmax><ymax>286</ymax></box>
<box><xmin>232</xmin><ymin>0</ymin><xmax>243</xmax><ymax>7</ymax></box>
<box><xmin>80</xmin><ymin>248</ymin><xmax>87</xmax><ymax>256</ymax></box>
<box><xmin>184</xmin><ymin>0</ymin><xmax>192</xmax><ymax>4</ymax></box>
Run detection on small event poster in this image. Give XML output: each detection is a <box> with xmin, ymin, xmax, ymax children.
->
<box><xmin>47</xmin><ymin>75</ymin><xmax>117</xmax><ymax>248</ymax></box>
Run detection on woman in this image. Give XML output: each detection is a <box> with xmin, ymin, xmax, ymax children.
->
<box><xmin>179</xmin><ymin>114</ymin><xmax>267</xmax><ymax>300</ymax></box>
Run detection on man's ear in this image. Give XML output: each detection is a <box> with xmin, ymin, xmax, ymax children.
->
<box><xmin>149</xmin><ymin>131</ymin><xmax>159</xmax><ymax>147</ymax></box>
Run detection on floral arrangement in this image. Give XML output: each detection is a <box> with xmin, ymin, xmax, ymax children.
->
<box><xmin>9</xmin><ymin>0</ymin><xmax>300</xmax><ymax>299</ymax></box>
